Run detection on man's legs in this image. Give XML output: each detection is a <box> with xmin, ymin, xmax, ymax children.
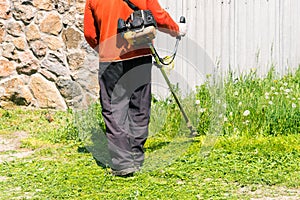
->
<box><xmin>98</xmin><ymin>56</ymin><xmax>152</xmax><ymax>173</ymax></box>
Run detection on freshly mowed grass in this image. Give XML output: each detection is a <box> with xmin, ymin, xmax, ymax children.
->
<box><xmin>0</xmin><ymin>67</ymin><xmax>299</xmax><ymax>199</ymax></box>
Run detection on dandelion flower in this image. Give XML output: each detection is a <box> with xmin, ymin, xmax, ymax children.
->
<box><xmin>243</xmin><ymin>110</ymin><xmax>250</xmax><ymax>116</ymax></box>
<box><xmin>292</xmin><ymin>103</ymin><xmax>297</xmax><ymax>108</ymax></box>
<box><xmin>195</xmin><ymin>100</ymin><xmax>200</xmax><ymax>105</ymax></box>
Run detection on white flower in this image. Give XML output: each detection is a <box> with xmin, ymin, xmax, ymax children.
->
<box><xmin>199</xmin><ymin>108</ymin><xmax>206</xmax><ymax>113</ymax></box>
<box><xmin>195</xmin><ymin>100</ymin><xmax>200</xmax><ymax>105</ymax></box>
<box><xmin>224</xmin><ymin>117</ymin><xmax>228</xmax><ymax>122</ymax></box>
<box><xmin>265</xmin><ymin>95</ymin><xmax>270</xmax><ymax>100</ymax></box>
<box><xmin>234</xmin><ymin>91</ymin><xmax>239</xmax><ymax>96</ymax></box>
<box><xmin>271</xmin><ymin>87</ymin><xmax>276</xmax><ymax>91</ymax></box>
<box><xmin>283</xmin><ymin>82</ymin><xmax>288</xmax><ymax>86</ymax></box>
<box><xmin>285</xmin><ymin>89</ymin><xmax>291</xmax><ymax>93</ymax></box>
<box><xmin>265</xmin><ymin>92</ymin><xmax>270</xmax><ymax>96</ymax></box>
<box><xmin>229</xmin><ymin>112</ymin><xmax>233</xmax><ymax>117</ymax></box>
<box><xmin>292</xmin><ymin>103</ymin><xmax>297</xmax><ymax>108</ymax></box>
<box><xmin>238</xmin><ymin>102</ymin><xmax>243</xmax><ymax>106</ymax></box>
<box><xmin>275</xmin><ymin>92</ymin><xmax>279</xmax><ymax>95</ymax></box>
<box><xmin>268</xmin><ymin>101</ymin><xmax>273</xmax><ymax>105</ymax></box>
<box><xmin>243</xmin><ymin>120</ymin><xmax>250</xmax><ymax>125</ymax></box>
<box><xmin>243</xmin><ymin>110</ymin><xmax>250</xmax><ymax>116</ymax></box>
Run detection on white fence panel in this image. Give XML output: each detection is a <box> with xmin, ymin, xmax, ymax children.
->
<box><xmin>152</xmin><ymin>0</ymin><xmax>300</xmax><ymax>97</ymax></box>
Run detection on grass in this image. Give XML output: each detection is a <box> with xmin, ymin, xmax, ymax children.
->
<box><xmin>0</xmin><ymin>67</ymin><xmax>299</xmax><ymax>199</ymax></box>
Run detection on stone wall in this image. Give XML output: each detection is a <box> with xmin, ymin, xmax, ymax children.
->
<box><xmin>0</xmin><ymin>0</ymin><xmax>99</xmax><ymax>110</ymax></box>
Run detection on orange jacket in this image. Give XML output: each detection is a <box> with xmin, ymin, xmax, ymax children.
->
<box><xmin>84</xmin><ymin>0</ymin><xmax>179</xmax><ymax>62</ymax></box>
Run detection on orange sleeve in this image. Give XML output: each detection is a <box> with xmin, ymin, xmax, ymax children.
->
<box><xmin>84</xmin><ymin>0</ymin><xmax>100</xmax><ymax>49</ymax></box>
<box><xmin>146</xmin><ymin>0</ymin><xmax>179</xmax><ymax>37</ymax></box>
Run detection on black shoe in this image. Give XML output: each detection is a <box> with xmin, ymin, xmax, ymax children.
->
<box><xmin>111</xmin><ymin>167</ymin><xmax>139</xmax><ymax>177</ymax></box>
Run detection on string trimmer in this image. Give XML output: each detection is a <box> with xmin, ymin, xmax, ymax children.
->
<box><xmin>118</xmin><ymin>3</ymin><xmax>198</xmax><ymax>137</ymax></box>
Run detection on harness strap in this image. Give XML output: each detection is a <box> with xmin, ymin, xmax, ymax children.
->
<box><xmin>123</xmin><ymin>0</ymin><xmax>139</xmax><ymax>11</ymax></box>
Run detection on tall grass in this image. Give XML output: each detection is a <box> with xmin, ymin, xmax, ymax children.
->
<box><xmin>153</xmin><ymin>67</ymin><xmax>300</xmax><ymax>139</ymax></box>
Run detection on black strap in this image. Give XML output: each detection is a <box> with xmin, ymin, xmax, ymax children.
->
<box><xmin>123</xmin><ymin>0</ymin><xmax>139</xmax><ymax>11</ymax></box>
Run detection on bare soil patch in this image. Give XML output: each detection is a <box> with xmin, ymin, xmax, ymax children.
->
<box><xmin>0</xmin><ymin>131</ymin><xmax>34</xmax><ymax>163</ymax></box>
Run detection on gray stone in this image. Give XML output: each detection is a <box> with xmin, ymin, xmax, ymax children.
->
<box><xmin>29</xmin><ymin>74</ymin><xmax>67</xmax><ymax>110</ymax></box>
<box><xmin>12</xmin><ymin>4</ymin><xmax>36</xmax><ymax>25</ymax></box>
<box><xmin>43</xmin><ymin>35</ymin><xmax>63</xmax><ymax>50</ymax></box>
<box><xmin>34</xmin><ymin>11</ymin><xmax>44</xmax><ymax>25</ymax></box>
<box><xmin>67</xmin><ymin>51</ymin><xmax>86</xmax><ymax>72</ymax></box>
<box><xmin>41</xmin><ymin>51</ymin><xmax>69</xmax><ymax>77</ymax></box>
<box><xmin>62</xmin><ymin>27</ymin><xmax>82</xmax><ymax>49</ymax></box>
<box><xmin>6</xmin><ymin>21</ymin><xmax>23</xmax><ymax>37</ymax></box>
<box><xmin>1</xmin><ymin>42</ymin><xmax>18</xmax><ymax>60</ymax></box>
<box><xmin>40</xmin><ymin>13</ymin><xmax>62</xmax><ymax>36</ymax></box>
<box><xmin>75</xmin><ymin>0</ymin><xmax>85</xmax><ymax>14</ymax></box>
<box><xmin>56</xmin><ymin>77</ymin><xmax>82</xmax><ymax>98</ymax></box>
<box><xmin>75</xmin><ymin>68</ymin><xmax>99</xmax><ymax>97</ymax></box>
<box><xmin>33</xmin><ymin>0</ymin><xmax>53</xmax><ymax>11</ymax></box>
<box><xmin>54</xmin><ymin>0</ymin><xmax>71</xmax><ymax>14</ymax></box>
<box><xmin>62</xmin><ymin>9</ymin><xmax>76</xmax><ymax>27</ymax></box>
<box><xmin>75</xmin><ymin>15</ymin><xmax>84</xmax><ymax>32</ymax></box>
<box><xmin>39</xmin><ymin>68</ymin><xmax>56</xmax><ymax>81</ymax></box>
<box><xmin>30</xmin><ymin>40</ymin><xmax>47</xmax><ymax>58</ymax></box>
<box><xmin>17</xmin><ymin>52</ymin><xmax>39</xmax><ymax>75</ymax></box>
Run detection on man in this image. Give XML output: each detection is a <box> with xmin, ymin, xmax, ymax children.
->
<box><xmin>84</xmin><ymin>0</ymin><xmax>186</xmax><ymax>176</ymax></box>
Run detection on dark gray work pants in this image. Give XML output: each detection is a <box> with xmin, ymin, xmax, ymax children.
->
<box><xmin>98</xmin><ymin>56</ymin><xmax>152</xmax><ymax>171</ymax></box>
